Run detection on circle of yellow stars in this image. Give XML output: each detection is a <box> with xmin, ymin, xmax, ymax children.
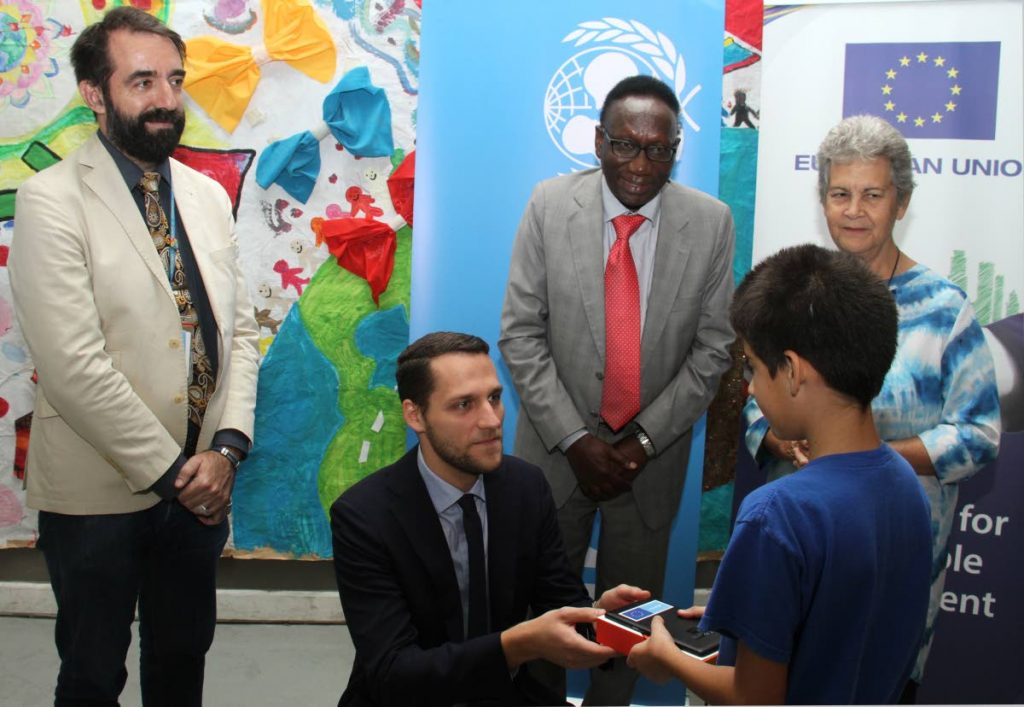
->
<box><xmin>879</xmin><ymin>51</ymin><xmax>962</xmax><ymax>128</ymax></box>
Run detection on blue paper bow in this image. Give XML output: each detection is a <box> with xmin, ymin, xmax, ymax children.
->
<box><xmin>256</xmin><ymin>66</ymin><xmax>395</xmax><ymax>203</ymax></box>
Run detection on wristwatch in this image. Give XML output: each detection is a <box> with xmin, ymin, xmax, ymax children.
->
<box><xmin>634</xmin><ymin>430</ymin><xmax>656</xmax><ymax>459</ymax></box>
<box><xmin>216</xmin><ymin>446</ymin><xmax>241</xmax><ymax>470</ymax></box>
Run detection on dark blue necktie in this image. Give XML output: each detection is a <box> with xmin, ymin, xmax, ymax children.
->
<box><xmin>457</xmin><ymin>494</ymin><xmax>488</xmax><ymax>638</ymax></box>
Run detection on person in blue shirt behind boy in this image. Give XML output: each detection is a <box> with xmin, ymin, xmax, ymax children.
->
<box><xmin>627</xmin><ymin>244</ymin><xmax>932</xmax><ymax>704</ymax></box>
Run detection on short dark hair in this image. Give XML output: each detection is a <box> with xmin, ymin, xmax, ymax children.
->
<box><xmin>599</xmin><ymin>75</ymin><xmax>680</xmax><ymax>127</ymax></box>
<box><xmin>730</xmin><ymin>245</ymin><xmax>897</xmax><ymax>408</ymax></box>
<box><xmin>71</xmin><ymin>6</ymin><xmax>186</xmax><ymax>88</ymax></box>
<box><xmin>396</xmin><ymin>332</ymin><xmax>490</xmax><ymax>409</ymax></box>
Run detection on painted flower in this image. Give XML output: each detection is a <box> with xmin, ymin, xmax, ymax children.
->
<box><xmin>0</xmin><ymin>0</ymin><xmax>71</xmax><ymax>110</ymax></box>
<box><xmin>80</xmin><ymin>0</ymin><xmax>168</xmax><ymax>27</ymax></box>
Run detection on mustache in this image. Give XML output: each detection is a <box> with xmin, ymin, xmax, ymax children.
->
<box><xmin>140</xmin><ymin>108</ymin><xmax>185</xmax><ymax>125</ymax></box>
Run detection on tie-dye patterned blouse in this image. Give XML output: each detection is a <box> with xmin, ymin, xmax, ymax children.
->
<box><xmin>742</xmin><ymin>263</ymin><xmax>1001</xmax><ymax>682</ymax></box>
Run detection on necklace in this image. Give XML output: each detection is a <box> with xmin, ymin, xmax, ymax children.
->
<box><xmin>887</xmin><ymin>248</ymin><xmax>902</xmax><ymax>287</ymax></box>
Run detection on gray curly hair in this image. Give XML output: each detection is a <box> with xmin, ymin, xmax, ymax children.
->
<box><xmin>816</xmin><ymin>115</ymin><xmax>915</xmax><ymax>205</ymax></box>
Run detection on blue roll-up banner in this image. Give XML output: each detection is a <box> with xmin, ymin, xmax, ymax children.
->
<box><xmin>416</xmin><ymin>1</ymin><xmax>724</xmax><ymax>702</ymax></box>
<box><xmin>917</xmin><ymin>432</ymin><xmax>1024</xmax><ymax>703</ymax></box>
<box><xmin>917</xmin><ymin>314</ymin><xmax>1024</xmax><ymax>703</ymax></box>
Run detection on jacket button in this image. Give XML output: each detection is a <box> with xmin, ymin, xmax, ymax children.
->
<box><xmin>173</xmin><ymin>394</ymin><xmax>185</xmax><ymax>404</ymax></box>
<box><xmin>595</xmin><ymin>372</ymin><xmax>604</xmax><ymax>380</ymax></box>
<box><xmin>169</xmin><ymin>339</ymin><xmax>180</xmax><ymax>349</ymax></box>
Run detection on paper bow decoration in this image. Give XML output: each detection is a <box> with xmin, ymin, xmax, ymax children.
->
<box><xmin>255</xmin><ymin>66</ymin><xmax>395</xmax><ymax>203</ymax></box>
<box><xmin>172</xmin><ymin>145</ymin><xmax>256</xmax><ymax>219</ymax></box>
<box><xmin>387</xmin><ymin>150</ymin><xmax>415</xmax><ymax>228</ymax></box>
<box><xmin>311</xmin><ymin>216</ymin><xmax>396</xmax><ymax>305</ymax></box>
<box><xmin>184</xmin><ymin>0</ymin><xmax>336</xmax><ymax>133</ymax></box>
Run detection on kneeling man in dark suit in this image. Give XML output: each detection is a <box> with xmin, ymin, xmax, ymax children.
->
<box><xmin>331</xmin><ymin>332</ymin><xmax>648</xmax><ymax>706</ymax></box>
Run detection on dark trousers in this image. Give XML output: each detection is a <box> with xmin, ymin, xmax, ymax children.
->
<box><xmin>38</xmin><ymin>500</ymin><xmax>228</xmax><ymax>707</ymax></box>
<box><xmin>899</xmin><ymin>679</ymin><xmax>919</xmax><ymax>704</ymax></box>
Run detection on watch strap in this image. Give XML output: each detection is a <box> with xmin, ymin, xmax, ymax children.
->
<box><xmin>634</xmin><ymin>430</ymin><xmax>656</xmax><ymax>459</ymax></box>
<box><xmin>216</xmin><ymin>446</ymin><xmax>241</xmax><ymax>470</ymax></box>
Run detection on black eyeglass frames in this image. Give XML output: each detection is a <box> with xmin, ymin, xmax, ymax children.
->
<box><xmin>600</xmin><ymin>127</ymin><xmax>678</xmax><ymax>163</ymax></box>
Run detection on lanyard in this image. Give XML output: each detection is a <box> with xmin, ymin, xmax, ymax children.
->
<box><xmin>166</xmin><ymin>189</ymin><xmax>178</xmax><ymax>281</ymax></box>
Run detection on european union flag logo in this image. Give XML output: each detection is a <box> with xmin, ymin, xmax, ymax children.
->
<box><xmin>843</xmin><ymin>42</ymin><xmax>1000</xmax><ymax>140</ymax></box>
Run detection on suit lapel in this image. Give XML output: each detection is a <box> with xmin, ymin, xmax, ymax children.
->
<box><xmin>642</xmin><ymin>185</ymin><xmax>691</xmax><ymax>367</ymax></box>
<box><xmin>168</xmin><ymin>162</ymin><xmax>222</xmax><ymax>357</ymax></box>
<box><xmin>79</xmin><ymin>136</ymin><xmax>174</xmax><ymax>302</ymax></box>
<box><xmin>388</xmin><ymin>451</ymin><xmax>465</xmax><ymax>641</ymax></box>
<box><xmin>568</xmin><ymin>171</ymin><xmax>608</xmax><ymax>363</ymax></box>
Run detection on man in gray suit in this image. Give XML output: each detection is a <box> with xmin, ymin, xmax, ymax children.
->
<box><xmin>499</xmin><ymin>75</ymin><xmax>735</xmax><ymax>705</ymax></box>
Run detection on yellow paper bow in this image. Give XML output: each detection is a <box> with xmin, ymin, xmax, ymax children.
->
<box><xmin>184</xmin><ymin>0</ymin><xmax>336</xmax><ymax>133</ymax></box>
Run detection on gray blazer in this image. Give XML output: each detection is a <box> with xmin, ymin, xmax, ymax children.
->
<box><xmin>499</xmin><ymin>168</ymin><xmax>734</xmax><ymax>528</ymax></box>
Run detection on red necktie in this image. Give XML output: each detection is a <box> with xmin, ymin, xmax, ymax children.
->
<box><xmin>601</xmin><ymin>214</ymin><xmax>645</xmax><ymax>431</ymax></box>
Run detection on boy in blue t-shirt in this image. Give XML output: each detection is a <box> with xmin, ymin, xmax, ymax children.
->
<box><xmin>628</xmin><ymin>245</ymin><xmax>932</xmax><ymax>704</ymax></box>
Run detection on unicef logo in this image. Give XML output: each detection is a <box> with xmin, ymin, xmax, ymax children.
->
<box><xmin>545</xmin><ymin>18</ymin><xmax>701</xmax><ymax>168</ymax></box>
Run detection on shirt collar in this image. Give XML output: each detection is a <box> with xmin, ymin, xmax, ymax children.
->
<box><xmin>601</xmin><ymin>175</ymin><xmax>663</xmax><ymax>224</ymax></box>
<box><xmin>97</xmin><ymin>130</ymin><xmax>173</xmax><ymax>192</ymax></box>
<box><xmin>417</xmin><ymin>446</ymin><xmax>486</xmax><ymax>514</ymax></box>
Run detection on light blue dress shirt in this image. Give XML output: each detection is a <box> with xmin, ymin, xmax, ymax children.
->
<box><xmin>600</xmin><ymin>177</ymin><xmax>663</xmax><ymax>329</ymax></box>
<box><xmin>417</xmin><ymin>447</ymin><xmax>489</xmax><ymax>638</ymax></box>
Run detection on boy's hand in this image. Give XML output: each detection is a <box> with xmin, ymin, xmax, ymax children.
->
<box><xmin>677</xmin><ymin>605</ymin><xmax>705</xmax><ymax>620</ymax></box>
<box><xmin>627</xmin><ymin>616</ymin><xmax>678</xmax><ymax>684</ymax></box>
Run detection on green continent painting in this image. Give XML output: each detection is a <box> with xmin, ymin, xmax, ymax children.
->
<box><xmin>233</xmin><ymin>227</ymin><xmax>411</xmax><ymax>558</ymax></box>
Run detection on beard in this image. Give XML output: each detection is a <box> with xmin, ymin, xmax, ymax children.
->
<box><xmin>422</xmin><ymin>423</ymin><xmax>502</xmax><ymax>477</ymax></box>
<box><xmin>103</xmin><ymin>86</ymin><xmax>185</xmax><ymax>166</ymax></box>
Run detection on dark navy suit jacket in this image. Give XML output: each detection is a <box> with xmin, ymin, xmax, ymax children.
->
<box><xmin>331</xmin><ymin>448</ymin><xmax>589</xmax><ymax>707</ymax></box>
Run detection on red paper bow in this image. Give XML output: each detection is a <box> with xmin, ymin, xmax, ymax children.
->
<box><xmin>387</xmin><ymin>150</ymin><xmax>415</xmax><ymax>228</ymax></box>
<box><xmin>311</xmin><ymin>216</ymin><xmax>396</xmax><ymax>305</ymax></box>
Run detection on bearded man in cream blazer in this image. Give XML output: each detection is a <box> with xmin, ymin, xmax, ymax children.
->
<box><xmin>9</xmin><ymin>8</ymin><xmax>259</xmax><ymax>706</ymax></box>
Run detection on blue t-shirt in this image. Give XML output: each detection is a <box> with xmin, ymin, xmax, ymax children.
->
<box><xmin>700</xmin><ymin>445</ymin><xmax>931</xmax><ymax>704</ymax></box>
<box><xmin>742</xmin><ymin>265</ymin><xmax>1002</xmax><ymax>681</ymax></box>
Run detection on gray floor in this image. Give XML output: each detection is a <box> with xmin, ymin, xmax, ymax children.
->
<box><xmin>0</xmin><ymin>616</ymin><xmax>703</xmax><ymax>706</ymax></box>
<box><xmin>0</xmin><ymin>616</ymin><xmax>354</xmax><ymax>706</ymax></box>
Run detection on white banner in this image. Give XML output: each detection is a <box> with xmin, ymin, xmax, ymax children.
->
<box><xmin>756</xmin><ymin>0</ymin><xmax>1023</xmax><ymax>324</ymax></box>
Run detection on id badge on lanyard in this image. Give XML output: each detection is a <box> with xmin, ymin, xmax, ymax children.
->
<box><xmin>168</xmin><ymin>192</ymin><xmax>191</xmax><ymax>384</ymax></box>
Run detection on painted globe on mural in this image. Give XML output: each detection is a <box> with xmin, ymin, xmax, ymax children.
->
<box><xmin>0</xmin><ymin>13</ymin><xmax>28</xmax><ymax>73</ymax></box>
<box><xmin>545</xmin><ymin>47</ymin><xmax>663</xmax><ymax>168</ymax></box>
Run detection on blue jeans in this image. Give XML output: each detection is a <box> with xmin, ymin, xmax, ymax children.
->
<box><xmin>38</xmin><ymin>500</ymin><xmax>228</xmax><ymax>706</ymax></box>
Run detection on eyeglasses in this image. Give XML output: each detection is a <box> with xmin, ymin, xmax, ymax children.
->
<box><xmin>600</xmin><ymin>127</ymin><xmax>678</xmax><ymax>163</ymax></box>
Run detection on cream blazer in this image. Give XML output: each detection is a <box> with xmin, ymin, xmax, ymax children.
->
<box><xmin>9</xmin><ymin>134</ymin><xmax>260</xmax><ymax>514</ymax></box>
